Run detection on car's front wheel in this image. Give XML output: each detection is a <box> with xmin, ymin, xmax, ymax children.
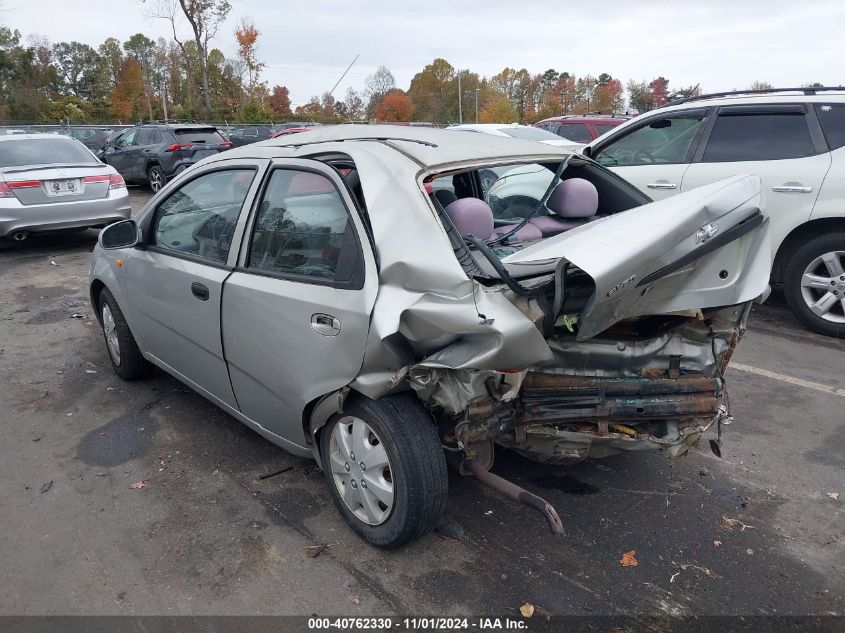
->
<box><xmin>98</xmin><ymin>288</ymin><xmax>153</xmax><ymax>380</ymax></box>
<box><xmin>147</xmin><ymin>165</ymin><xmax>166</xmax><ymax>193</ymax></box>
<box><xmin>783</xmin><ymin>232</ymin><xmax>845</xmax><ymax>337</ymax></box>
<box><xmin>319</xmin><ymin>393</ymin><xmax>448</xmax><ymax>548</ymax></box>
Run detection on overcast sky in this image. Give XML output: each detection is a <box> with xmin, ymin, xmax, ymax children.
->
<box><xmin>3</xmin><ymin>0</ymin><xmax>843</xmax><ymax>106</ymax></box>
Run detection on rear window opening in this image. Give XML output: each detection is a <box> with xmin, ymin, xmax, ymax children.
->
<box><xmin>0</xmin><ymin>138</ymin><xmax>98</xmax><ymax>168</ymax></box>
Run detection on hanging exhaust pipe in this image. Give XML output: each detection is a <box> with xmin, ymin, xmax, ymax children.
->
<box><xmin>462</xmin><ymin>442</ymin><xmax>564</xmax><ymax>535</ymax></box>
<box><xmin>11</xmin><ymin>231</ymin><xmax>28</xmax><ymax>241</ymax></box>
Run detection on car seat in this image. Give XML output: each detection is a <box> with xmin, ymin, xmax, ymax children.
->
<box><xmin>443</xmin><ymin>197</ymin><xmax>542</xmax><ymax>243</ymax></box>
<box><xmin>528</xmin><ymin>178</ymin><xmax>599</xmax><ymax>237</ymax></box>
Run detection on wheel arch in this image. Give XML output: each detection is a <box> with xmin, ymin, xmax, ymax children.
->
<box><xmin>89</xmin><ymin>278</ymin><xmax>107</xmax><ymax>325</ymax></box>
<box><xmin>772</xmin><ymin>217</ymin><xmax>845</xmax><ymax>285</ymax></box>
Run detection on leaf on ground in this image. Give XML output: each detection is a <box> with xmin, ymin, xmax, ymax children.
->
<box><xmin>40</xmin><ymin>480</ymin><xmax>53</xmax><ymax>494</ymax></box>
<box><xmin>129</xmin><ymin>480</ymin><xmax>147</xmax><ymax>489</ymax></box>
<box><xmin>826</xmin><ymin>492</ymin><xmax>839</xmax><ymax>500</ymax></box>
<box><xmin>519</xmin><ymin>603</ymin><xmax>534</xmax><ymax>618</ymax></box>
<box><xmin>620</xmin><ymin>550</ymin><xmax>638</xmax><ymax>567</ymax></box>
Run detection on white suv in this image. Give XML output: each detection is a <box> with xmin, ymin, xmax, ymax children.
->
<box><xmin>583</xmin><ymin>88</ymin><xmax>845</xmax><ymax>337</ymax></box>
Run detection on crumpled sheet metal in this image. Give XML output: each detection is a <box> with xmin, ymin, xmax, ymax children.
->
<box><xmin>338</xmin><ymin>144</ymin><xmax>552</xmax><ymax>399</ymax></box>
<box><xmin>407</xmin><ymin>367</ymin><xmax>526</xmax><ymax>416</ymax></box>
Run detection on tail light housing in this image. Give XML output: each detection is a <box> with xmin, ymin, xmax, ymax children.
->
<box><xmin>218</xmin><ymin>141</ymin><xmax>233</xmax><ymax>149</ymax></box>
<box><xmin>0</xmin><ymin>182</ymin><xmax>14</xmax><ymax>198</ymax></box>
<box><xmin>166</xmin><ymin>143</ymin><xmax>193</xmax><ymax>152</ymax></box>
<box><xmin>83</xmin><ymin>173</ymin><xmax>126</xmax><ymax>189</ymax></box>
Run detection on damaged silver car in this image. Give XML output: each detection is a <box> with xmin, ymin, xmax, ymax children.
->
<box><xmin>89</xmin><ymin>125</ymin><xmax>770</xmax><ymax>547</ymax></box>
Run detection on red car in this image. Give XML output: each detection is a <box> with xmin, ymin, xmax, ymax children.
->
<box><xmin>534</xmin><ymin>114</ymin><xmax>630</xmax><ymax>143</ymax></box>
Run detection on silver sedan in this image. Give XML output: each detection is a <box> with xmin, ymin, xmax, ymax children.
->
<box><xmin>89</xmin><ymin>125</ymin><xmax>771</xmax><ymax>548</ymax></box>
<box><xmin>0</xmin><ymin>134</ymin><xmax>130</xmax><ymax>241</ymax></box>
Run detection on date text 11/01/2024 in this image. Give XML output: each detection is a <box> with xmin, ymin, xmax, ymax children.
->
<box><xmin>307</xmin><ymin>617</ymin><xmax>528</xmax><ymax>630</ymax></box>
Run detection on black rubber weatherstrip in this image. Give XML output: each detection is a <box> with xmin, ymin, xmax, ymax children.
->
<box><xmin>636</xmin><ymin>210</ymin><xmax>765</xmax><ymax>288</ymax></box>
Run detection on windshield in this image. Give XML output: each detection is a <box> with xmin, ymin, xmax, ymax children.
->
<box><xmin>0</xmin><ymin>138</ymin><xmax>97</xmax><ymax>167</ymax></box>
<box><xmin>499</xmin><ymin>127</ymin><xmax>561</xmax><ymax>141</ymax></box>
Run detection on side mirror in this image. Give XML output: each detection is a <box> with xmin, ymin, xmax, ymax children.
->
<box><xmin>99</xmin><ymin>219</ymin><xmax>139</xmax><ymax>249</ymax></box>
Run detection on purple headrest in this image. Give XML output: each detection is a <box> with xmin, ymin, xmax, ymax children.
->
<box><xmin>444</xmin><ymin>197</ymin><xmax>494</xmax><ymax>239</ymax></box>
<box><xmin>547</xmin><ymin>178</ymin><xmax>598</xmax><ymax>218</ymax></box>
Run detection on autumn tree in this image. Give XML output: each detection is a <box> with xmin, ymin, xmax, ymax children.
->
<box><xmin>145</xmin><ymin>0</ymin><xmax>232</xmax><ymax>118</ymax></box>
<box><xmin>268</xmin><ymin>85</ymin><xmax>291</xmax><ymax>118</ymax></box>
<box><xmin>649</xmin><ymin>76</ymin><xmax>669</xmax><ymax>107</ymax></box>
<box><xmin>343</xmin><ymin>87</ymin><xmax>365</xmax><ymax>120</ymax></box>
<box><xmin>479</xmin><ymin>92</ymin><xmax>517</xmax><ymax>123</ymax></box>
<box><xmin>124</xmin><ymin>33</ymin><xmax>156</xmax><ymax>120</ymax></box>
<box><xmin>234</xmin><ymin>18</ymin><xmax>264</xmax><ymax>100</ymax></box>
<box><xmin>111</xmin><ymin>57</ymin><xmax>145</xmax><ymax>120</ymax></box>
<box><xmin>364</xmin><ymin>65</ymin><xmax>395</xmax><ymax>117</ymax></box>
<box><xmin>407</xmin><ymin>57</ymin><xmax>455</xmax><ymax>122</ymax></box>
<box><xmin>375</xmin><ymin>89</ymin><xmax>413</xmax><ymax>122</ymax></box>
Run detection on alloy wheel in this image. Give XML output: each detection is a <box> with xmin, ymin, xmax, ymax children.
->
<box><xmin>102</xmin><ymin>304</ymin><xmax>121</xmax><ymax>366</ymax></box>
<box><xmin>800</xmin><ymin>250</ymin><xmax>845</xmax><ymax>324</ymax></box>
<box><xmin>149</xmin><ymin>168</ymin><xmax>163</xmax><ymax>192</ymax></box>
<box><xmin>328</xmin><ymin>416</ymin><xmax>394</xmax><ymax>525</ymax></box>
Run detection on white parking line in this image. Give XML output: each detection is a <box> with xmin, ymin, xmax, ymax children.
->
<box><xmin>730</xmin><ymin>362</ymin><xmax>845</xmax><ymax>398</ymax></box>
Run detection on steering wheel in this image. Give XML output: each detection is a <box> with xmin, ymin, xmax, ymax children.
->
<box><xmin>633</xmin><ymin>149</ymin><xmax>656</xmax><ymax>164</ymax></box>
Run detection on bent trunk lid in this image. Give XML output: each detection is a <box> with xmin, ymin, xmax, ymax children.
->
<box><xmin>502</xmin><ymin>175</ymin><xmax>771</xmax><ymax>340</ymax></box>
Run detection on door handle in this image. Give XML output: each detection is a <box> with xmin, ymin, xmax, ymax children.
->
<box><xmin>311</xmin><ymin>313</ymin><xmax>341</xmax><ymax>336</ymax></box>
<box><xmin>647</xmin><ymin>182</ymin><xmax>678</xmax><ymax>190</ymax></box>
<box><xmin>191</xmin><ymin>282</ymin><xmax>210</xmax><ymax>301</ymax></box>
<box><xmin>772</xmin><ymin>185</ymin><xmax>812</xmax><ymax>193</ymax></box>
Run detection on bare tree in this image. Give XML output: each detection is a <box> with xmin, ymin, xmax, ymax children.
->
<box><xmin>143</xmin><ymin>0</ymin><xmax>231</xmax><ymax>117</ymax></box>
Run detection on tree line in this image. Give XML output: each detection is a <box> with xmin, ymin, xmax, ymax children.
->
<box><xmin>0</xmin><ymin>0</ymin><xmax>809</xmax><ymax>125</ymax></box>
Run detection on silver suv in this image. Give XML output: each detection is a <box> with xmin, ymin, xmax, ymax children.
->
<box><xmin>584</xmin><ymin>86</ymin><xmax>845</xmax><ymax>337</ymax></box>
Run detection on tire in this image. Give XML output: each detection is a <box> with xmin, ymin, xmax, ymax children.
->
<box><xmin>319</xmin><ymin>393</ymin><xmax>448</xmax><ymax>548</ymax></box>
<box><xmin>147</xmin><ymin>165</ymin><xmax>166</xmax><ymax>193</ymax></box>
<box><xmin>98</xmin><ymin>288</ymin><xmax>153</xmax><ymax>380</ymax></box>
<box><xmin>783</xmin><ymin>232</ymin><xmax>845</xmax><ymax>338</ymax></box>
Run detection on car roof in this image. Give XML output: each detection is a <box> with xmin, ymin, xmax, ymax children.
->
<box><xmin>0</xmin><ymin>133</ymin><xmax>82</xmax><ymax>142</ymax></box>
<box><xmin>539</xmin><ymin>114</ymin><xmax>629</xmax><ymax>123</ymax></box>
<box><xmin>654</xmin><ymin>91</ymin><xmax>845</xmax><ymax>113</ymax></box>
<box><xmin>216</xmin><ymin>124</ymin><xmax>570</xmax><ymax>168</ymax></box>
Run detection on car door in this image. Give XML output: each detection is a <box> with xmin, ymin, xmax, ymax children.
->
<box><xmin>129</xmin><ymin>128</ymin><xmax>153</xmax><ymax>181</ymax></box>
<box><xmin>106</xmin><ymin>129</ymin><xmax>136</xmax><ymax>176</ymax></box>
<box><xmin>681</xmin><ymin>104</ymin><xmax>831</xmax><ymax>255</ymax></box>
<box><xmin>221</xmin><ymin>159</ymin><xmax>378</xmax><ymax>449</ymax></box>
<box><xmin>120</xmin><ymin>161</ymin><xmax>267</xmax><ymax>409</ymax></box>
<box><xmin>589</xmin><ymin>109</ymin><xmax>710</xmax><ymax>200</ymax></box>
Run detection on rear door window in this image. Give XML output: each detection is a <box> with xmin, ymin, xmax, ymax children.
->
<box><xmin>555</xmin><ymin>122</ymin><xmax>592</xmax><ymax>143</ymax></box>
<box><xmin>594</xmin><ymin>123</ymin><xmax>618</xmax><ymax>136</ymax></box>
<box><xmin>702</xmin><ymin>111</ymin><xmax>816</xmax><ymax>162</ymax></box>
<box><xmin>814</xmin><ymin>104</ymin><xmax>845</xmax><ymax>151</ymax></box>
<box><xmin>135</xmin><ymin>128</ymin><xmax>152</xmax><ymax>145</ymax></box>
<box><xmin>247</xmin><ymin>169</ymin><xmax>362</xmax><ymax>285</ymax></box>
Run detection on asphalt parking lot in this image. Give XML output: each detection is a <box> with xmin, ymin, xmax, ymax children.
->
<box><xmin>0</xmin><ymin>187</ymin><xmax>843</xmax><ymax>618</ymax></box>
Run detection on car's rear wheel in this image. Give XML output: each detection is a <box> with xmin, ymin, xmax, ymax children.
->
<box><xmin>98</xmin><ymin>288</ymin><xmax>153</xmax><ymax>380</ymax></box>
<box><xmin>319</xmin><ymin>393</ymin><xmax>447</xmax><ymax>548</ymax></box>
<box><xmin>147</xmin><ymin>165</ymin><xmax>166</xmax><ymax>193</ymax></box>
<box><xmin>783</xmin><ymin>233</ymin><xmax>845</xmax><ymax>338</ymax></box>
